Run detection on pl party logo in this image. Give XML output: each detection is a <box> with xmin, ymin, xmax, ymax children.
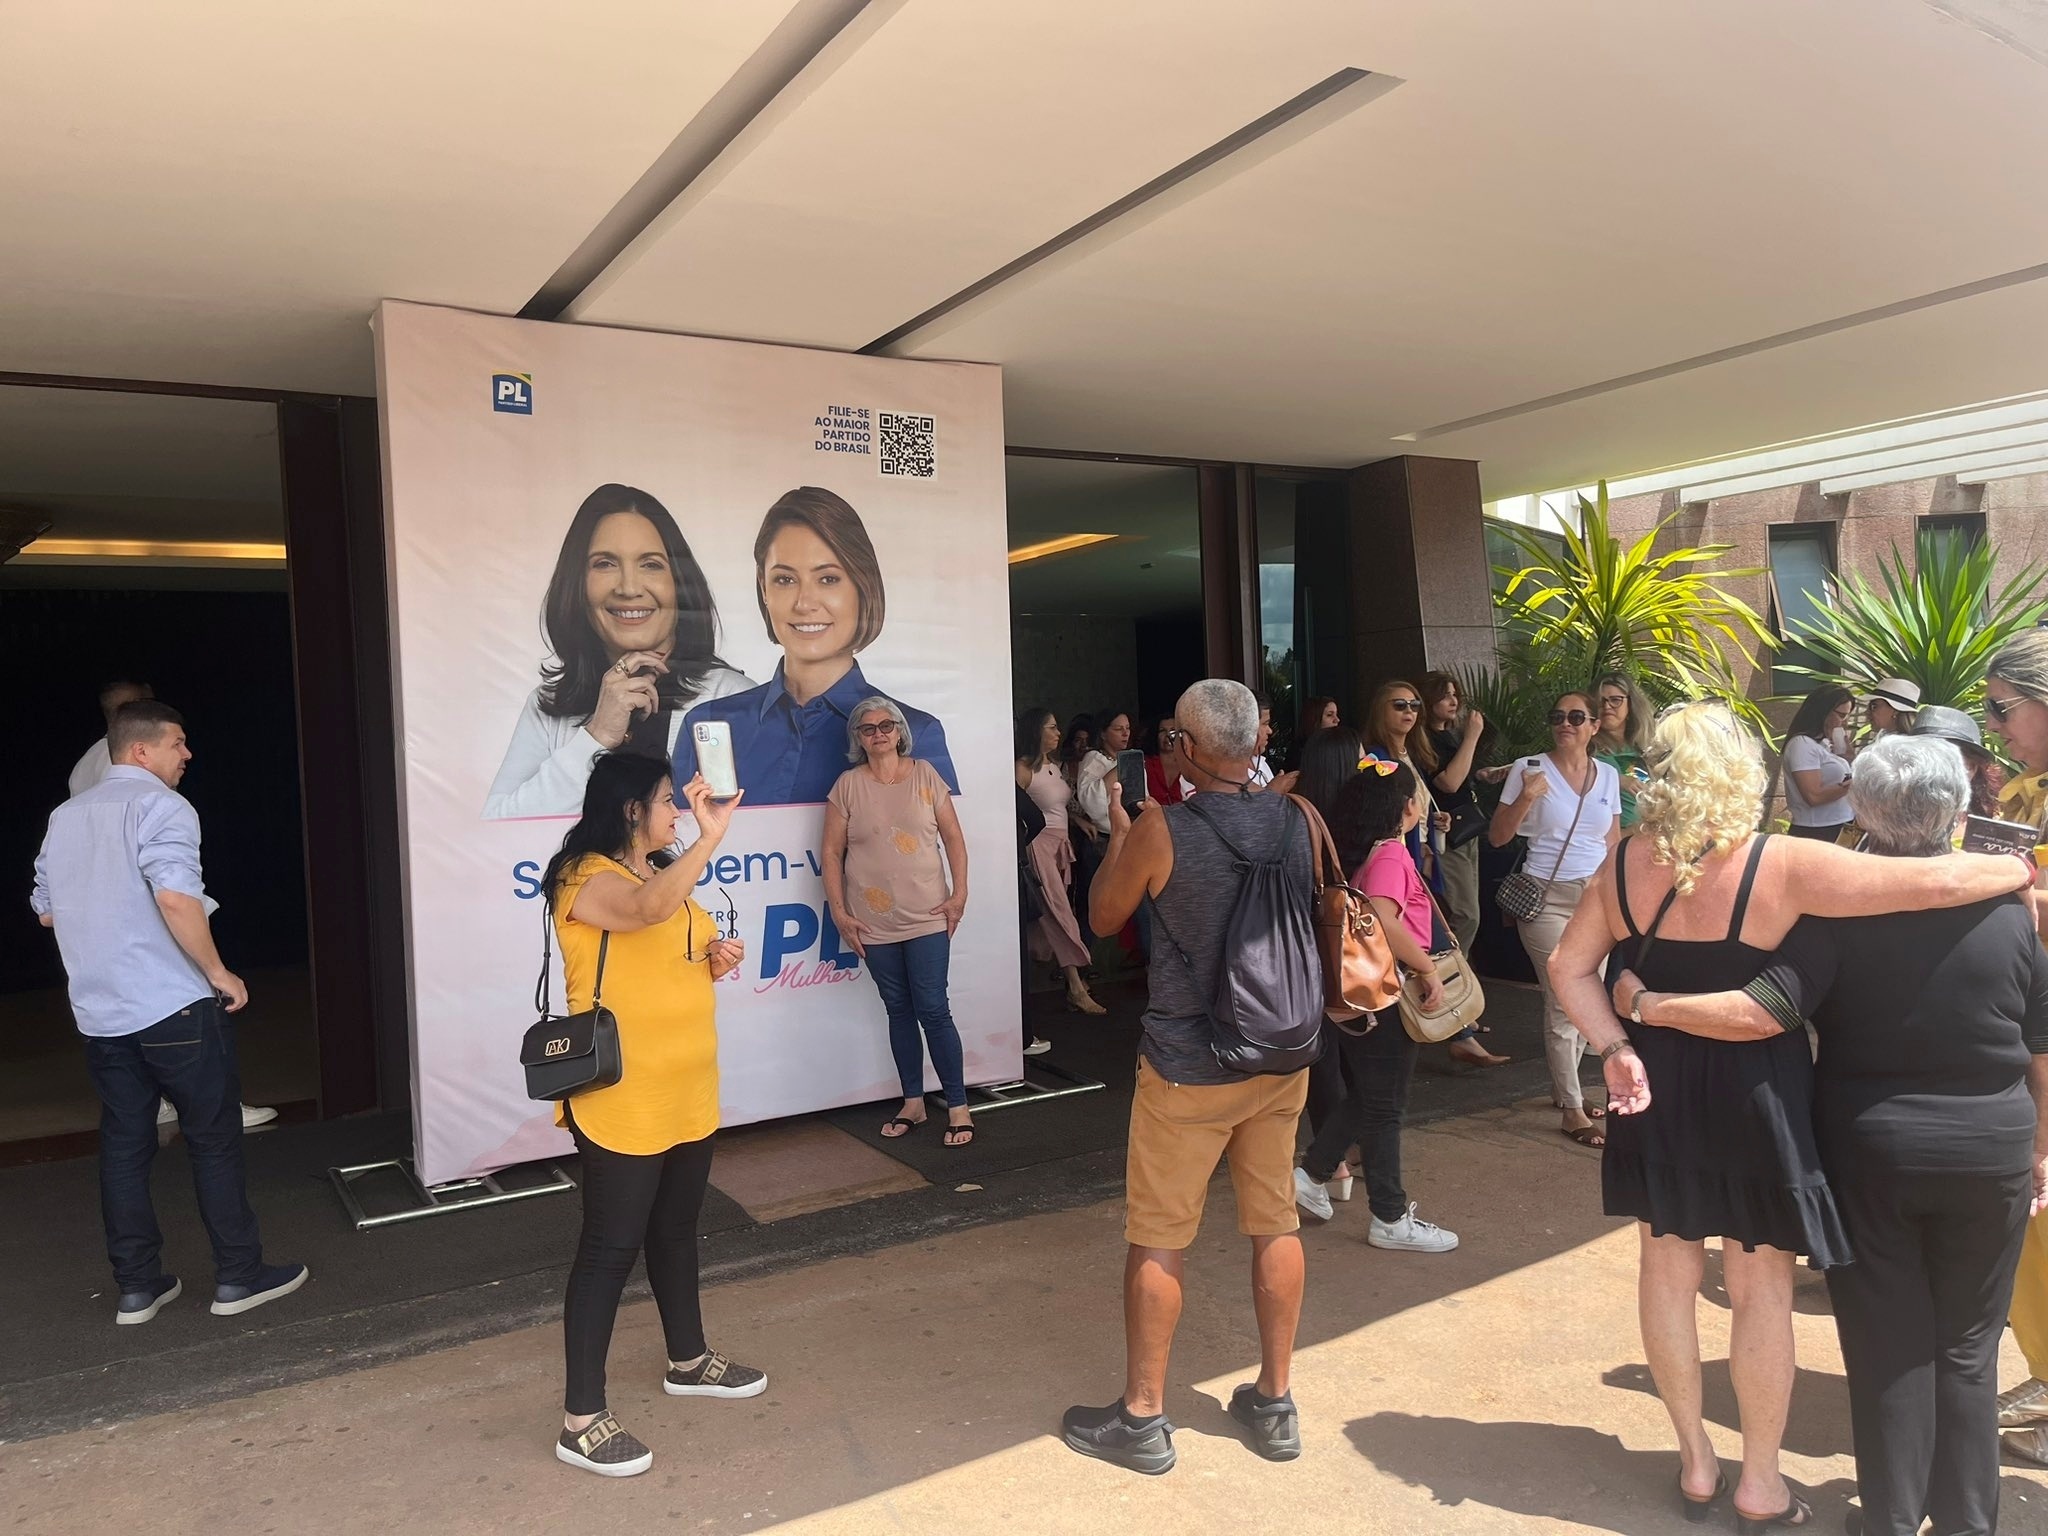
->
<box><xmin>491</xmin><ymin>372</ymin><xmax>533</xmax><ymax>415</ymax></box>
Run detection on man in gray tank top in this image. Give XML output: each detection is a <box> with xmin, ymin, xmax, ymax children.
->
<box><xmin>1059</xmin><ymin>680</ymin><xmax>1316</xmax><ymax>1474</ymax></box>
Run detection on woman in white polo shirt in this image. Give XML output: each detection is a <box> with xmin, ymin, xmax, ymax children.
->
<box><xmin>1490</xmin><ymin>691</ymin><xmax>1623</xmax><ymax>1146</ymax></box>
<box><xmin>1781</xmin><ymin>686</ymin><xmax>1856</xmax><ymax>840</ymax></box>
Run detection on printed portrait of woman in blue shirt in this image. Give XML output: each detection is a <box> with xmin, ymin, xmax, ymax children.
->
<box><xmin>677</xmin><ymin>486</ymin><xmax>956</xmax><ymax>807</ymax></box>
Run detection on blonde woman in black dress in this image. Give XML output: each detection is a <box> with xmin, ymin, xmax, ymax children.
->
<box><xmin>1547</xmin><ymin>703</ymin><xmax>2030</xmax><ymax>1531</ymax></box>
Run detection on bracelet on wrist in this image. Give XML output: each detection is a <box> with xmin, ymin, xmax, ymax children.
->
<box><xmin>1599</xmin><ymin>1040</ymin><xmax>1635</xmax><ymax>1061</ymax></box>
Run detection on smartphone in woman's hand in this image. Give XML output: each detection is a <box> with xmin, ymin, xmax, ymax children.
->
<box><xmin>693</xmin><ymin>720</ymin><xmax>740</xmax><ymax>800</ymax></box>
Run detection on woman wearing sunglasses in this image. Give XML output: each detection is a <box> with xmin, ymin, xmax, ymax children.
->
<box><xmin>823</xmin><ymin>697</ymin><xmax>975</xmax><ymax>1147</ymax></box>
<box><xmin>1490</xmin><ymin>691</ymin><xmax>1625</xmax><ymax>1145</ymax></box>
<box><xmin>1984</xmin><ymin>631</ymin><xmax>2048</xmax><ymax>1466</ymax></box>
<box><xmin>1365</xmin><ymin>679</ymin><xmax>1507</xmax><ymax>1069</ymax></box>
<box><xmin>541</xmin><ymin>752</ymin><xmax>761</xmax><ymax>1478</ymax></box>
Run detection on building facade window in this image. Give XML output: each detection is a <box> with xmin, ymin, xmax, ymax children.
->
<box><xmin>1767</xmin><ymin>524</ymin><xmax>1835</xmax><ymax>695</ymax></box>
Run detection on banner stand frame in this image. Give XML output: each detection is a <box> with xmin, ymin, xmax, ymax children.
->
<box><xmin>941</xmin><ymin>1057</ymin><xmax>1104</xmax><ymax>1115</ymax></box>
<box><xmin>328</xmin><ymin>1157</ymin><xmax>575</xmax><ymax>1231</ymax></box>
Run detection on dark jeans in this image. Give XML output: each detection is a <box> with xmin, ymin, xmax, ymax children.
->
<box><xmin>563</xmin><ymin>1114</ymin><xmax>715</xmax><ymax>1415</ymax></box>
<box><xmin>1824</xmin><ymin>1165</ymin><xmax>2032</xmax><ymax>1536</ymax></box>
<box><xmin>867</xmin><ymin>931</ymin><xmax>966</xmax><ymax>1107</ymax></box>
<box><xmin>82</xmin><ymin>997</ymin><xmax>263</xmax><ymax>1290</ymax></box>
<box><xmin>1301</xmin><ymin>1014</ymin><xmax>1416</xmax><ymax>1222</ymax></box>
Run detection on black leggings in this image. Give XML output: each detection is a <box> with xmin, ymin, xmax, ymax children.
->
<box><xmin>563</xmin><ymin>1117</ymin><xmax>715</xmax><ymax>1415</ymax></box>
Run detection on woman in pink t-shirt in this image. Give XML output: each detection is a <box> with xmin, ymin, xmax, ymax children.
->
<box><xmin>1292</xmin><ymin>761</ymin><xmax>1460</xmax><ymax>1253</ymax></box>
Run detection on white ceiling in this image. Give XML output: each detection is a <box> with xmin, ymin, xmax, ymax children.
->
<box><xmin>6</xmin><ymin>0</ymin><xmax>2048</xmax><ymax>496</ymax></box>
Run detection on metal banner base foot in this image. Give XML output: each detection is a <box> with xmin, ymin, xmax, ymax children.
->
<box><xmin>946</xmin><ymin>1055</ymin><xmax>1105</xmax><ymax>1115</ymax></box>
<box><xmin>328</xmin><ymin>1157</ymin><xmax>575</xmax><ymax>1230</ymax></box>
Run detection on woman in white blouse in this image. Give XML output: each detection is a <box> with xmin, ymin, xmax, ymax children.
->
<box><xmin>1780</xmin><ymin>685</ymin><xmax>1856</xmax><ymax>840</ymax></box>
<box><xmin>484</xmin><ymin>485</ymin><xmax>753</xmax><ymax>820</ymax></box>
<box><xmin>1489</xmin><ymin>691</ymin><xmax>1624</xmax><ymax>1146</ymax></box>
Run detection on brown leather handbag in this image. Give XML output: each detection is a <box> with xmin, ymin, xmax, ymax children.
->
<box><xmin>1297</xmin><ymin>796</ymin><xmax>1402</xmax><ymax>1027</ymax></box>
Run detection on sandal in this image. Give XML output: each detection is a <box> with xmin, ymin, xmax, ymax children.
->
<box><xmin>1734</xmin><ymin>1494</ymin><xmax>1812</xmax><ymax>1533</ymax></box>
<box><xmin>1678</xmin><ymin>1468</ymin><xmax>1727</xmax><ymax>1525</ymax></box>
<box><xmin>943</xmin><ymin>1120</ymin><xmax>975</xmax><ymax>1148</ymax></box>
<box><xmin>1583</xmin><ymin>1104</ymin><xmax>1607</xmax><ymax>1119</ymax></box>
<box><xmin>881</xmin><ymin>1116</ymin><xmax>924</xmax><ymax>1139</ymax></box>
<box><xmin>1561</xmin><ymin>1124</ymin><xmax>1606</xmax><ymax>1148</ymax></box>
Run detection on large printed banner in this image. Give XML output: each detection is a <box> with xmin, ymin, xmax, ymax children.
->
<box><xmin>374</xmin><ymin>301</ymin><xmax>1018</xmax><ymax>1187</ymax></box>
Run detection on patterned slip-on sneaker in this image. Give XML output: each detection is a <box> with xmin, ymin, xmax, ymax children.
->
<box><xmin>663</xmin><ymin>1349</ymin><xmax>767</xmax><ymax>1399</ymax></box>
<box><xmin>556</xmin><ymin>1412</ymin><xmax>653</xmax><ymax>1477</ymax></box>
<box><xmin>1999</xmin><ymin>1377</ymin><xmax>2048</xmax><ymax>1429</ymax></box>
<box><xmin>2004</xmin><ymin>1426</ymin><xmax>2048</xmax><ymax>1468</ymax></box>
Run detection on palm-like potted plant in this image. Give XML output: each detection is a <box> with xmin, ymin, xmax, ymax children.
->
<box><xmin>1780</xmin><ymin>530</ymin><xmax>2048</xmax><ymax>712</ymax></box>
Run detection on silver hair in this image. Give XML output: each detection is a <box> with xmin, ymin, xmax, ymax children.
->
<box><xmin>1848</xmin><ymin>734</ymin><xmax>1968</xmax><ymax>856</ymax></box>
<box><xmin>1991</xmin><ymin>629</ymin><xmax>2048</xmax><ymax>707</ymax></box>
<box><xmin>845</xmin><ymin>695</ymin><xmax>913</xmax><ymax>763</ymax></box>
<box><xmin>1175</xmin><ymin>678</ymin><xmax>1261</xmax><ymax>759</ymax></box>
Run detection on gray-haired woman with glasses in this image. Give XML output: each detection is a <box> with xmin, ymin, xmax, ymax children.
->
<box><xmin>823</xmin><ymin>696</ymin><xmax>976</xmax><ymax>1146</ymax></box>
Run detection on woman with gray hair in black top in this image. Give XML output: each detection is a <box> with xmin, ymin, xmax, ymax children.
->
<box><xmin>1609</xmin><ymin>734</ymin><xmax>2048</xmax><ymax>1536</ymax></box>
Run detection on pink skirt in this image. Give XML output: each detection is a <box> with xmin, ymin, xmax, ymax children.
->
<box><xmin>1026</xmin><ymin>827</ymin><xmax>1091</xmax><ymax>970</ymax></box>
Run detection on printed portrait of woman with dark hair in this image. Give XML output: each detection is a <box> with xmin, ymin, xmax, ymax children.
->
<box><xmin>677</xmin><ymin>486</ymin><xmax>955</xmax><ymax>808</ymax></box>
<box><xmin>483</xmin><ymin>483</ymin><xmax>755</xmax><ymax>819</ymax></box>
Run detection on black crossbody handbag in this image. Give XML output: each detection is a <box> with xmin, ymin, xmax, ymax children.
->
<box><xmin>519</xmin><ymin>901</ymin><xmax>621</xmax><ymax>1102</ymax></box>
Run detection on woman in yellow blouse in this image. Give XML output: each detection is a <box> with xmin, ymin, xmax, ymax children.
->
<box><xmin>544</xmin><ymin>751</ymin><xmax>763</xmax><ymax>1479</ymax></box>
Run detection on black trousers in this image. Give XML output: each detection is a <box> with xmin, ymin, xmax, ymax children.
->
<box><xmin>1824</xmin><ymin>1166</ymin><xmax>2032</xmax><ymax>1536</ymax></box>
<box><xmin>1301</xmin><ymin>1015</ymin><xmax>1416</xmax><ymax>1223</ymax></box>
<box><xmin>563</xmin><ymin>1116</ymin><xmax>716</xmax><ymax>1415</ymax></box>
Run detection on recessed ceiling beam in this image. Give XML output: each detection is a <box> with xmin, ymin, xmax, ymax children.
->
<box><xmin>1957</xmin><ymin>456</ymin><xmax>2048</xmax><ymax>485</ymax></box>
<box><xmin>1815</xmin><ymin>444</ymin><xmax>2048</xmax><ymax>495</ymax></box>
<box><xmin>1676</xmin><ymin>419</ymin><xmax>2048</xmax><ymax>503</ymax></box>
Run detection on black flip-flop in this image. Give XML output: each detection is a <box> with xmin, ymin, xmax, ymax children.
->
<box><xmin>881</xmin><ymin>1117</ymin><xmax>923</xmax><ymax>1139</ymax></box>
<box><xmin>943</xmin><ymin>1122</ymin><xmax>975</xmax><ymax>1148</ymax></box>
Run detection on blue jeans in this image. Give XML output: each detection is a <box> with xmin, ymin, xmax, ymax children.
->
<box><xmin>866</xmin><ymin>932</ymin><xmax>966</xmax><ymax>1108</ymax></box>
<box><xmin>82</xmin><ymin>997</ymin><xmax>264</xmax><ymax>1289</ymax></box>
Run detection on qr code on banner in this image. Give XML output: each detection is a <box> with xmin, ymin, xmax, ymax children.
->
<box><xmin>878</xmin><ymin>411</ymin><xmax>936</xmax><ymax>478</ymax></box>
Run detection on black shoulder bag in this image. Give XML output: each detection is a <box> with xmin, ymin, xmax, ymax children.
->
<box><xmin>520</xmin><ymin>899</ymin><xmax>622</xmax><ymax>1102</ymax></box>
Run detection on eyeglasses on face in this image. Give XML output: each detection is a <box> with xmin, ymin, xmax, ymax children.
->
<box><xmin>1597</xmin><ymin>695</ymin><xmax>1628</xmax><ymax>710</ymax></box>
<box><xmin>1548</xmin><ymin>709</ymin><xmax>1592</xmax><ymax>727</ymax></box>
<box><xmin>856</xmin><ymin>720</ymin><xmax>898</xmax><ymax>738</ymax></box>
<box><xmin>1987</xmin><ymin>693</ymin><xmax>2030</xmax><ymax>723</ymax></box>
<box><xmin>1388</xmin><ymin>699</ymin><xmax>1422</xmax><ymax>713</ymax></box>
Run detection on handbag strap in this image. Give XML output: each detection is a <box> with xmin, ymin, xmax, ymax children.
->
<box><xmin>1533</xmin><ymin>756</ymin><xmax>1595</xmax><ymax>898</ymax></box>
<box><xmin>535</xmin><ymin>883</ymin><xmax>613</xmax><ymax>1019</ymax></box>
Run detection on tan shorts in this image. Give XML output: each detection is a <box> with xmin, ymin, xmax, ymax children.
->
<box><xmin>1124</xmin><ymin>1056</ymin><xmax>1311</xmax><ymax>1249</ymax></box>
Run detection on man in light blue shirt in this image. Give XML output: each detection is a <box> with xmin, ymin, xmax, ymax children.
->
<box><xmin>32</xmin><ymin>700</ymin><xmax>306</xmax><ymax>1326</ymax></box>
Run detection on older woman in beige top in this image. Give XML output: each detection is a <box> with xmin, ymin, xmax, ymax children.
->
<box><xmin>824</xmin><ymin>697</ymin><xmax>975</xmax><ymax>1146</ymax></box>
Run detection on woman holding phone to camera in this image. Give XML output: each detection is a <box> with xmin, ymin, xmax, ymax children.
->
<box><xmin>1490</xmin><ymin>691</ymin><xmax>1623</xmax><ymax>1146</ymax></box>
<box><xmin>544</xmin><ymin>753</ymin><xmax>761</xmax><ymax>1479</ymax></box>
<box><xmin>823</xmin><ymin>697</ymin><xmax>974</xmax><ymax>1147</ymax></box>
<box><xmin>486</xmin><ymin>484</ymin><xmax>754</xmax><ymax>820</ymax></box>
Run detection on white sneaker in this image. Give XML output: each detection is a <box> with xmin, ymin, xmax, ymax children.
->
<box><xmin>1367</xmin><ymin>1203</ymin><xmax>1458</xmax><ymax>1253</ymax></box>
<box><xmin>1023</xmin><ymin>1038</ymin><xmax>1053</xmax><ymax>1057</ymax></box>
<box><xmin>1328</xmin><ymin>1169</ymin><xmax>1354</xmax><ymax>1202</ymax></box>
<box><xmin>1293</xmin><ymin>1167</ymin><xmax>1334</xmax><ymax>1222</ymax></box>
<box><xmin>159</xmin><ymin>1102</ymin><xmax>277</xmax><ymax>1129</ymax></box>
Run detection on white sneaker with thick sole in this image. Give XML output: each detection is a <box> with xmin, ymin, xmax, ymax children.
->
<box><xmin>1023</xmin><ymin>1038</ymin><xmax>1053</xmax><ymax>1057</ymax></box>
<box><xmin>1293</xmin><ymin>1167</ymin><xmax>1334</xmax><ymax>1222</ymax></box>
<box><xmin>1367</xmin><ymin>1203</ymin><xmax>1458</xmax><ymax>1252</ymax></box>
<box><xmin>240</xmin><ymin>1103</ymin><xmax>279</xmax><ymax>1129</ymax></box>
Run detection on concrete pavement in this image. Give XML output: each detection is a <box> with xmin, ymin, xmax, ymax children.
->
<box><xmin>6</xmin><ymin>1100</ymin><xmax>2047</xmax><ymax>1534</ymax></box>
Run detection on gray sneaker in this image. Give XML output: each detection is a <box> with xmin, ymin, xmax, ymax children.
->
<box><xmin>557</xmin><ymin>1411</ymin><xmax>653</xmax><ymax>1477</ymax></box>
<box><xmin>1227</xmin><ymin>1384</ymin><xmax>1301</xmax><ymax>1461</ymax></box>
<box><xmin>1367</xmin><ymin>1203</ymin><xmax>1459</xmax><ymax>1253</ymax></box>
<box><xmin>1293</xmin><ymin>1167</ymin><xmax>1334</xmax><ymax>1222</ymax></box>
<box><xmin>116</xmin><ymin>1275</ymin><xmax>181</xmax><ymax>1326</ymax></box>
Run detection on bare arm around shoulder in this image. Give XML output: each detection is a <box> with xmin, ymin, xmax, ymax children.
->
<box><xmin>567</xmin><ymin>778</ymin><xmax>740</xmax><ymax>933</ymax></box>
<box><xmin>1774</xmin><ymin>838</ymin><xmax>2030</xmax><ymax>920</ymax></box>
<box><xmin>1545</xmin><ymin>855</ymin><xmax>1629</xmax><ymax>1056</ymax></box>
<box><xmin>1089</xmin><ymin>792</ymin><xmax>1169</xmax><ymax>936</ymax></box>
